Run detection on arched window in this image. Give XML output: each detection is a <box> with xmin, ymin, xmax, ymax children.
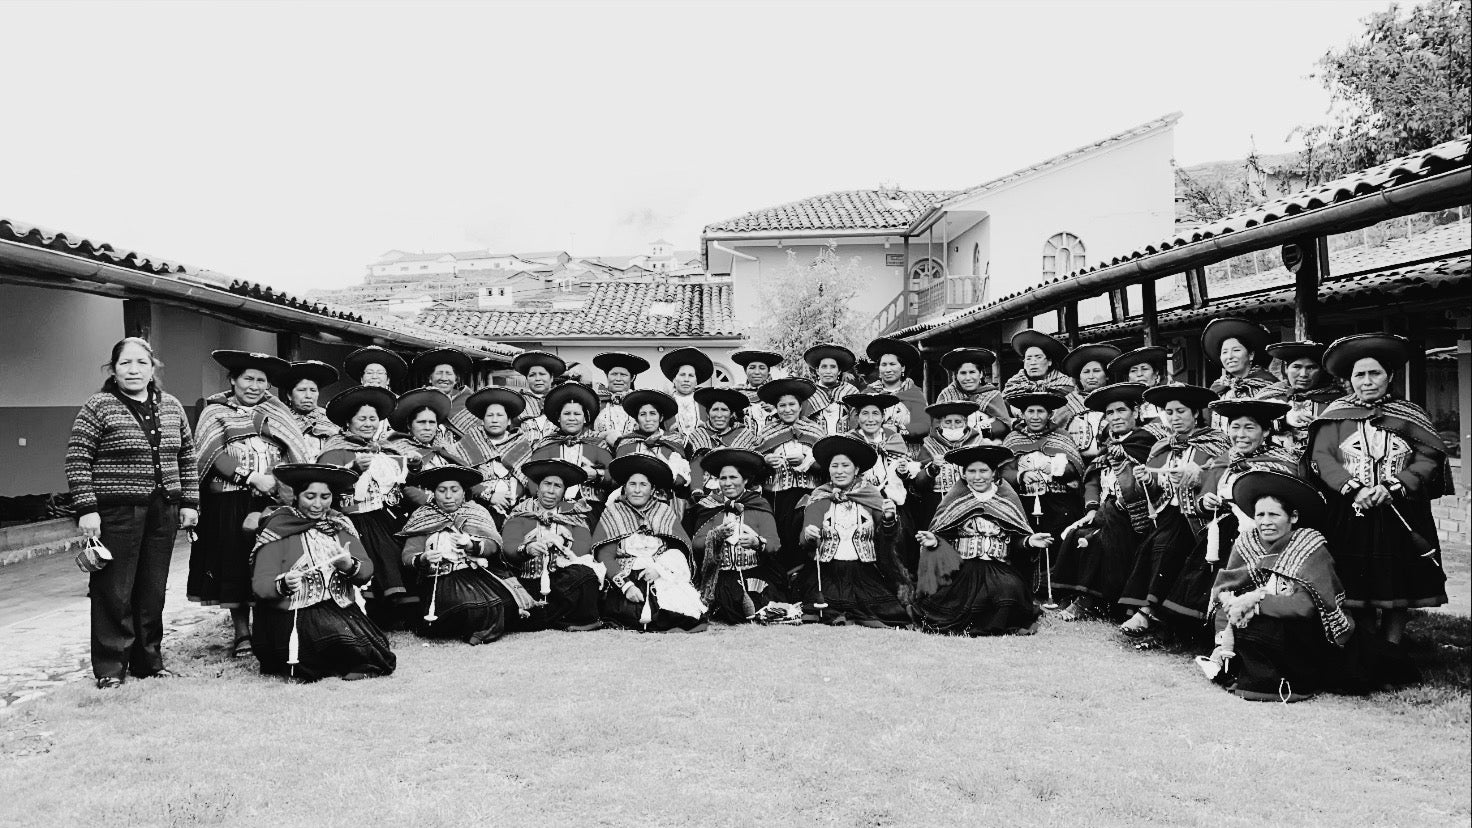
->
<box><xmin>712</xmin><ymin>365</ymin><xmax>734</xmax><ymax>386</ymax></box>
<box><xmin>1042</xmin><ymin>233</ymin><xmax>1085</xmax><ymax>279</ymax></box>
<box><xmin>908</xmin><ymin>257</ymin><xmax>944</xmax><ymax>290</ymax></box>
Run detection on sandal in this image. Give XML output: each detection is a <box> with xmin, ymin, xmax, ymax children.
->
<box><xmin>96</xmin><ymin>676</ymin><xmax>125</xmax><ymax>689</ymax></box>
<box><xmin>1118</xmin><ymin>610</ymin><xmax>1157</xmax><ymax>637</ymax></box>
<box><xmin>231</xmin><ymin>636</ymin><xmax>254</xmax><ymax>658</ymax></box>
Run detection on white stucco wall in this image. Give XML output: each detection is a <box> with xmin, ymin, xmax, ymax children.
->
<box><xmin>725</xmin><ymin>242</ymin><xmax>906</xmax><ymax>333</ymax></box>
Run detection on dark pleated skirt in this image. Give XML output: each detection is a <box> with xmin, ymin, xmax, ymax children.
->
<box><xmin>1324</xmin><ymin>496</ymin><xmax>1447</xmax><ymax>609</ymax></box>
<box><xmin>1230</xmin><ymin>616</ymin><xmax>1347</xmax><ymax>697</ymax></box>
<box><xmin>517</xmin><ymin>565</ymin><xmax>601</xmax><ymax>630</ymax></box>
<box><xmin>918</xmin><ymin>557</ymin><xmax>1039</xmax><ymax>635</ymax></box>
<box><xmin>1021</xmin><ymin>490</ymin><xmax>1083</xmax><ymax>596</ymax></box>
<box><xmin>255</xmin><ymin>601</ymin><xmax>396</xmax><ymax>681</ymax></box>
<box><xmin>769</xmin><ymin>487</ymin><xmax>812</xmax><ymax>572</ymax></box>
<box><xmin>349</xmin><ymin>509</ymin><xmax>414</xmax><ymax>604</ymax></box>
<box><xmin>706</xmin><ymin>567</ymin><xmax>787</xmax><ymax>624</ymax></box>
<box><xmin>1161</xmin><ymin>512</ymin><xmax>1238</xmax><ymax>621</ymax></box>
<box><xmin>796</xmin><ymin>559</ymin><xmax>911</xmax><ymax>627</ymax></box>
<box><xmin>1118</xmin><ymin>507</ymin><xmax>1193</xmax><ymax>610</ymax></box>
<box><xmin>1051</xmin><ymin>498</ymin><xmax>1140</xmax><ymax>605</ymax></box>
<box><xmin>415</xmin><ymin>567</ymin><xmax>507</xmax><ymax>644</ymax></box>
<box><xmin>188</xmin><ymin>489</ymin><xmax>260</xmax><ymax>608</ymax></box>
<box><xmin>601</xmin><ymin>579</ymin><xmax>707</xmax><ymax>632</ymax></box>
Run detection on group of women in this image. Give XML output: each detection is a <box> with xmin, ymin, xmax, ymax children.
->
<box><xmin>65</xmin><ymin>318</ymin><xmax>1450</xmax><ymax>702</ymax></box>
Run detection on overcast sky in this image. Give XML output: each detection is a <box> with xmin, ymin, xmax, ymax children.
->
<box><xmin>2</xmin><ymin>0</ymin><xmax>1405</xmax><ymax>292</ymax></box>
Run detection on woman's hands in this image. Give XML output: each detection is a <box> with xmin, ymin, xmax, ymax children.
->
<box><xmin>765</xmin><ymin>453</ymin><xmax>785</xmax><ymax>471</ymax></box>
<box><xmin>332</xmin><ymin>553</ymin><xmax>355</xmax><ymax>572</ymax></box>
<box><xmin>421</xmin><ymin>544</ymin><xmax>445</xmax><ymax>565</ymax></box>
<box><xmin>915</xmin><ymin>530</ymin><xmax>938</xmax><ymax>549</ymax></box>
<box><xmin>524</xmin><ymin>540</ymin><xmax>550</xmax><ymax>559</ymax></box>
<box><xmin>1353</xmin><ymin>484</ymin><xmax>1391</xmax><ymax>511</ymax></box>
<box><xmin>179</xmin><ymin>508</ymin><xmax>199</xmax><ymax>530</ymax></box>
<box><xmin>1200</xmin><ymin>492</ymin><xmax>1224</xmax><ymax>511</ymax></box>
<box><xmin>247</xmin><ymin>472</ymin><xmax>277</xmax><ymax>495</ymax></box>
<box><xmin>622</xmin><ymin>582</ymin><xmax>644</xmax><ymax>603</ymax></box>
<box><xmin>800</xmin><ymin>525</ymin><xmax>821</xmax><ymax>544</ymax></box>
<box><xmin>281</xmin><ymin>570</ymin><xmax>303</xmax><ymax>594</ymax></box>
<box><xmin>1225</xmin><ymin>590</ymin><xmax>1264</xmax><ymax>628</ymax></box>
<box><xmin>1027</xmin><ymin>532</ymin><xmax>1054</xmax><ymax>549</ymax></box>
<box><xmin>881</xmin><ymin>499</ymin><xmax>897</xmax><ymax>522</ymax></box>
<box><xmin>78</xmin><ymin>512</ymin><xmax>102</xmax><ymax>540</ymax></box>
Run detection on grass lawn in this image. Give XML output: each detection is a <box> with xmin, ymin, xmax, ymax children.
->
<box><xmin>2</xmin><ymin>604</ymin><xmax>1468</xmax><ymax>828</ymax></box>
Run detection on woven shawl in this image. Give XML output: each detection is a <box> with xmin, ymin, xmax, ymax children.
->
<box><xmin>1213</xmin><ymin>527</ymin><xmax>1353</xmax><ymax>645</ymax></box>
<box><xmin>195</xmin><ymin>391</ymin><xmax>313</xmax><ymax>481</ymax></box>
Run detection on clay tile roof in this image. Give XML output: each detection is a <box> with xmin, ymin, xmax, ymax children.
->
<box><xmin>703</xmin><ymin>190</ymin><xmax>958</xmax><ymax>234</ymax></box>
<box><xmin>414</xmin><ymin>280</ymin><xmax>738</xmax><ymax>339</ymax></box>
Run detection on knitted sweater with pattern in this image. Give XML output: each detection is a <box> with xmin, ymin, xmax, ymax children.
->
<box><xmin>66</xmin><ymin>390</ymin><xmax>200</xmax><ymax>513</ymax></box>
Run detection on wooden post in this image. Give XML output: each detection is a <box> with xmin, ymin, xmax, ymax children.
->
<box><xmin>277</xmin><ymin>332</ymin><xmax>302</xmax><ymax>362</ymax></box>
<box><xmin>1283</xmin><ymin>236</ymin><xmax>1329</xmax><ymax>340</ymax></box>
<box><xmin>1459</xmin><ymin>338</ymin><xmax>1471</xmax><ymax>491</ymax></box>
<box><xmin>122</xmin><ymin>298</ymin><xmax>152</xmax><ymax>340</ymax></box>
<box><xmin>1140</xmin><ymin>279</ymin><xmax>1158</xmax><ymax>346</ymax></box>
<box><xmin>1186</xmin><ymin>266</ymin><xmax>1208</xmax><ymax>309</ymax></box>
<box><xmin>1063</xmin><ymin>301</ymin><xmax>1080</xmax><ymax>346</ymax></box>
<box><xmin>1108</xmin><ymin>289</ymin><xmax>1129</xmax><ymax>322</ymax></box>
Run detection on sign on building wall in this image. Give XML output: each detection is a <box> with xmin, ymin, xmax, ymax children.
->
<box><xmin>885</xmin><ymin>253</ymin><xmax>905</xmax><ymax>268</ymax></box>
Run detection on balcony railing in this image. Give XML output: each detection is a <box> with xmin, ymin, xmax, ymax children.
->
<box><xmin>916</xmin><ymin>274</ymin><xmax>985</xmax><ymax>321</ymax></box>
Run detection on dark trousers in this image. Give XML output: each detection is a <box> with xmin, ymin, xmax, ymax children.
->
<box><xmin>91</xmin><ymin>495</ymin><xmax>178</xmax><ymax>680</ymax></box>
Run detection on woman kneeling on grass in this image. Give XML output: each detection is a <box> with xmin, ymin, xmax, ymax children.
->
<box><xmin>795</xmin><ymin>435</ymin><xmax>914</xmax><ymax>627</ymax></box>
<box><xmin>500</xmin><ymin>459</ymin><xmax>603</xmax><ymax>631</ymax></box>
<box><xmin>1201</xmin><ymin>470</ymin><xmax>1356</xmax><ymax>703</ymax></box>
<box><xmin>400</xmin><ymin>465</ymin><xmax>528</xmax><ymax>645</ymax></box>
<box><xmin>596</xmin><ymin>455</ymin><xmax>709</xmax><ymax>632</ymax></box>
<box><xmin>250</xmin><ymin>464</ymin><xmax>395</xmax><ymax>682</ymax></box>
<box><xmin>915</xmin><ymin>446</ymin><xmax>1046</xmax><ymax>636</ymax></box>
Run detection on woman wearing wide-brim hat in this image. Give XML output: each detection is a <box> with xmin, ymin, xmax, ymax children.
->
<box><xmin>660</xmin><ymin>346</ymin><xmax>714</xmax><ymax>433</ymax></box>
<box><xmin>913</xmin><ymin>445</ymin><xmax>1046</xmax><ymax>636</ymax></box>
<box><xmin>458</xmin><ymin>387</ymin><xmax>533</xmax><ymax>527</ymax></box>
<box><xmin>1258</xmin><ymin>340</ymin><xmax>1341</xmax><ymax>457</ymax></box>
<box><xmin>593</xmin><ymin>454</ymin><xmax>708</xmax><ymax>632</ymax></box>
<box><xmin>279</xmin><ymin>361</ymin><xmax>342</xmax><ymax>457</ymax></box>
<box><xmin>910</xmin><ymin>400</ymin><xmax>987</xmax><ymax>567</ymax></box>
<box><xmin>1001</xmin><ymin>391</ymin><xmax>1085</xmax><ymax>599</ymax></box>
<box><xmin>688</xmin><ymin>448</ymin><xmax>787</xmax><ymax>623</ymax></box>
<box><xmin>249</xmin><ymin>463</ymin><xmax>396</xmax><ymax>682</ymax></box>
<box><xmin>1205</xmin><ymin>470</ymin><xmax>1357</xmax><ymax>702</ymax></box>
<box><xmin>1049</xmin><ymin>382</ymin><xmax>1160</xmax><ymax>621</ymax></box>
<box><xmin>727</xmin><ymin>349</ymin><xmax>783</xmax><ymax>430</ymax></box>
<box><xmin>1002</xmin><ymin>330</ymin><xmax>1077</xmax><ymax>403</ymax></box>
<box><xmin>499</xmin><ymin>458</ymin><xmax>603</xmax><ymax>631</ymax></box>
<box><xmin>191</xmin><ymin>350</ymin><xmax>314</xmax><ymax>658</ymax></box>
<box><xmin>343</xmin><ymin>345</ymin><xmax>408</xmax><ymax>392</ymax></box>
<box><xmin>1116</xmin><ymin>383</ymin><xmax>1228</xmax><ymax>639</ymax></box>
<box><xmin>611</xmin><ymin>389</ymin><xmax>692</xmax><ymax>502</ymax></box>
<box><xmin>803</xmin><ymin>343</ymin><xmax>861</xmax><ymax>436</ymax></box>
<box><xmin>752</xmin><ymin>378</ymin><xmax>826</xmax><ymax>571</ymax></box>
<box><xmin>1108</xmin><ymin>345</ymin><xmax>1171</xmax><ymax>436</ymax></box>
<box><xmin>524</xmin><ymin>382</ymin><xmax>614</xmax><ymax>524</ymax></box>
<box><xmin>511</xmin><ymin>350</ymin><xmax>568</xmax><ymax>439</ymax></box>
<box><xmin>1306</xmin><ymin>334</ymin><xmax>1448</xmax><ymax>680</ymax></box>
<box><xmin>862</xmin><ymin>337</ymin><xmax>931</xmax><ymax>440</ymax></box>
<box><xmin>398</xmin><ymin>464</ymin><xmax>519</xmax><ymax>645</ymax></box>
<box><xmin>317</xmin><ymin>384</ymin><xmax>421</xmax><ymax>630</ymax></box>
<box><xmin>685</xmin><ymin>387</ymin><xmax>757</xmax><ymax>497</ymax></box>
<box><xmin>1202</xmin><ymin>318</ymin><xmax>1276</xmax><ymax>429</ymax></box>
<box><xmin>935</xmin><ymin>347</ymin><xmax>1010</xmax><ymax>441</ymax></box>
<box><xmin>388</xmin><ymin>388</ymin><xmax>469</xmax><ymax>510</ymax></box>
<box><xmin>793</xmin><ymin>435</ymin><xmax>913</xmax><ymax>627</ymax></box>
<box><xmin>590</xmin><ymin>351</ymin><xmax>650</xmax><ymax>444</ymax></box>
<box><xmin>1059</xmin><ymin>343</ymin><xmax>1122</xmax><ymax>459</ymax></box>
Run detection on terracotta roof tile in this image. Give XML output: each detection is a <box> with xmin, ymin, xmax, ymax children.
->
<box><xmin>703</xmin><ymin>190</ymin><xmax>958</xmax><ymax>234</ymax></box>
<box><xmin>415</xmin><ymin>281</ymin><xmax>737</xmax><ymax>339</ymax></box>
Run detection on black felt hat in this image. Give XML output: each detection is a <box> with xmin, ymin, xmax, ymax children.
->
<box><xmin>812</xmin><ymin>435</ymin><xmax>877</xmax><ymax>474</ymax></box>
<box><xmin>1265</xmin><ymin>340</ymin><xmax>1326</xmax><ymax>366</ymax></box>
<box><xmin>842</xmin><ymin>392</ymin><xmax>898</xmax><ymax>412</ymax></box>
<box><xmin>1010</xmin><ymin>330</ymin><xmax>1067</xmax><ymax>364</ymax></box>
<box><xmin>275</xmin><ymin>463</ymin><xmax>359</xmax><ymax>495</ymax></box>
<box><xmin>1107</xmin><ymin>346</ymin><xmax>1168</xmax><ymax>382</ymax></box>
<box><xmin>1207</xmin><ymin>399</ymin><xmax>1290</xmax><ymax>429</ymax></box>
<box><xmin>212</xmin><ymin>350</ymin><xmax>289</xmax><ymax>384</ymax></box>
<box><xmin>1004</xmin><ymin>391</ymin><xmax>1068</xmax><ymax>413</ymax></box>
<box><xmin>521</xmin><ymin>458</ymin><xmax>587</xmax><ymax>489</ymax></box>
<box><xmin>325</xmin><ymin>385</ymin><xmax>396</xmax><ymax>428</ymax></box>
<box><xmin>804</xmin><ymin>343</ymin><xmax>857</xmax><ymax>372</ymax></box>
<box><xmin>758</xmin><ymin>377</ymin><xmax>818</xmax><ymax>406</ymax></box>
<box><xmin>1062</xmin><ymin>344</ymin><xmax>1122</xmax><ymax>380</ymax></box>
<box><xmin>695</xmin><ymin>387</ymin><xmax>750</xmax><ymax>413</ymax></box>
<box><xmin>343</xmin><ymin>346</ymin><xmax>408</xmax><ymax>386</ymax></box>
<box><xmin>1084</xmin><ymin>382</ymin><xmax>1147</xmax><ymax>413</ymax></box>
<box><xmin>608</xmin><ymin>453</ymin><xmax>673</xmax><ymax>491</ymax></box>
<box><xmin>543</xmin><ymin>382</ymin><xmax>600</xmax><ymax>421</ymax></box>
<box><xmin>1142</xmin><ymin>382</ymin><xmax>1218</xmax><ymax>412</ymax></box>
<box><xmin>940</xmin><ymin>347</ymin><xmax>997</xmax><ymax>374</ymax></box>
<box><xmin>621</xmin><ymin>389</ymin><xmax>678</xmax><ymax>420</ymax></box>
<box><xmin>944</xmin><ymin>445</ymin><xmax>1014</xmax><ymax>471</ymax></box>
<box><xmin>1202</xmin><ymin>318</ymin><xmax>1273</xmax><ymax>367</ymax></box>
<box><xmin>660</xmin><ymin>347</ymin><xmax>714</xmax><ymax>384</ymax></box>
<box><xmin>408</xmin><ymin>464</ymin><xmax>484</xmax><ymax>492</ymax></box>
<box><xmin>731</xmin><ymin>349</ymin><xmax>784</xmax><ymax>370</ymax></box>
<box><xmin>699</xmin><ymin>448</ymin><xmax>767</xmax><ymax>483</ymax></box>
<box><xmin>1233</xmin><ymin>469</ymin><xmax>1325</xmax><ymax>527</ymax></box>
<box><xmin>865</xmin><ymin>337</ymin><xmax>921</xmax><ymax>379</ymax></box>
<box><xmin>512</xmin><ymin>350</ymin><xmax>568</xmax><ymax>378</ymax></box>
<box><xmin>465</xmin><ymin>387</ymin><xmax>526</xmax><ymax>420</ymax></box>
<box><xmin>278</xmin><ymin>360</ymin><xmax>339</xmax><ymax>392</ymax></box>
<box><xmin>926</xmin><ymin>400</ymin><xmax>980</xmax><ymax>420</ymax></box>
<box><xmin>1322</xmin><ymin>333</ymin><xmax>1412</xmax><ymax>380</ymax></box>
<box><xmin>593</xmin><ymin>351</ymin><xmax>650</xmax><ymax>377</ymax></box>
<box><xmin>412</xmin><ymin>348</ymin><xmax>472</xmax><ymax>382</ymax></box>
<box><xmin>391</xmin><ymin>387</ymin><xmax>452</xmax><ymax>433</ymax></box>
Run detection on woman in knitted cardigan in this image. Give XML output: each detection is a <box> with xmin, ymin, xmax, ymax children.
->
<box><xmin>66</xmin><ymin>338</ymin><xmax>199</xmax><ymax>689</ymax></box>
